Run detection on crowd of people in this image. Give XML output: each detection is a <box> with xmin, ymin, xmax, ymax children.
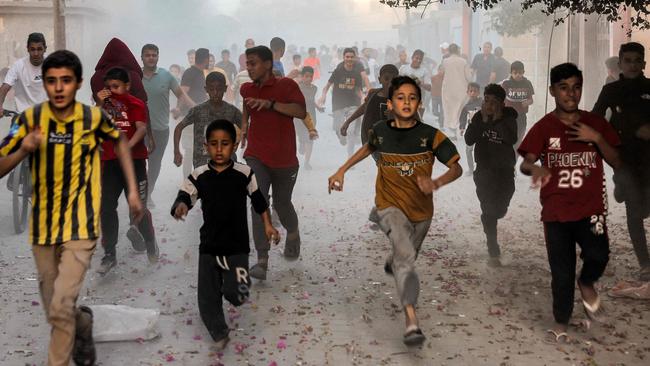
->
<box><xmin>0</xmin><ymin>31</ymin><xmax>648</xmax><ymax>365</ymax></box>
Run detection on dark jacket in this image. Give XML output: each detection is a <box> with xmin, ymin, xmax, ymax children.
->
<box><xmin>465</xmin><ymin>107</ymin><xmax>518</xmax><ymax>171</ymax></box>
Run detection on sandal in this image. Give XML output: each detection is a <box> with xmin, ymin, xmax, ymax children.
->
<box><xmin>403</xmin><ymin>327</ymin><xmax>426</xmax><ymax>346</ymax></box>
<box><xmin>544</xmin><ymin>329</ymin><xmax>570</xmax><ymax>344</ymax></box>
<box><xmin>582</xmin><ymin>296</ymin><xmax>605</xmax><ymax>322</ymax></box>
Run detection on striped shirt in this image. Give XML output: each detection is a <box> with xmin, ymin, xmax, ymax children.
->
<box><xmin>0</xmin><ymin>102</ymin><xmax>120</xmax><ymax>245</ymax></box>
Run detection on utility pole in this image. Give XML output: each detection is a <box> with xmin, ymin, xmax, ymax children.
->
<box><xmin>53</xmin><ymin>0</ymin><xmax>66</xmax><ymax>50</ymax></box>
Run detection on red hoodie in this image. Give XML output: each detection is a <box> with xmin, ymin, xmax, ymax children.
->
<box><xmin>91</xmin><ymin>38</ymin><xmax>147</xmax><ymax>103</ymax></box>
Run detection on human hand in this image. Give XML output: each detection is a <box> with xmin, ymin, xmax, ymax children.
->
<box><xmin>147</xmin><ymin>135</ymin><xmax>156</xmax><ymax>154</ymax></box>
<box><xmin>636</xmin><ymin>124</ymin><xmax>650</xmax><ymax>141</ymax></box>
<box><xmin>316</xmin><ymin>96</ymin><xmax>326</xmax><ymax>108</ymax></box>
<box><xmin>19</xmin><ymin>126</ymin><xmax>43</xmax><ymax>153</ymax></box>
<box><xmin>96</xmin><ymin>89</ymin><xmax>111</xmax><ymax>103</ymax></box>
<box><xmin>567</xmin><ymin>122</ymin><xmax>601</xmax><ymax>143</ymax></box>
<box><xmin>340</xmin><ymin>122</ymin><xmax>349</xmax><ymax>137</ymax></box>
<box><xmin>531</xmin><ymin>165</ymin><xmax>551</xmax><ymax>189</ymax></box>
<box><xmin>174</xmin><ymin>150</ymin><xmax>183</xmax><ymax>167</ymax></box>
<box><xmin>127</xmin><ymin>191</ymin><xmax>144</xmax><ymax>224</ymax></box>
<box><xmin>171</xmin><ymin>108</ymin><xmax>181</xmax><ymax>120</ymax></box>
<box><xmin>265</xmin><ymin>225</ymin><xmax>281</xmax><ymax>245</ymax></box>
<box><xmin>327</xmin><ymin>171</ymin><xmax>345</xmax><ymax>194</ymax></box>
<box><xmin>309</xmin><ymin>129</ymin><xmax>319</xmax><ymax>140</ymax></box>
<box><xmin>416</xmin><ymin>176</ymin><xmax>442</xmax><ymax>194</ymax></box>
<box><xmin>244</xmin><ymin>98</ymin><xmax>272</xmax><ymax>111</ymax></box>
<box><xmin>173</xmin><ymin>202</ymin><xmax>189</xmax><ymax>221</ymax></box>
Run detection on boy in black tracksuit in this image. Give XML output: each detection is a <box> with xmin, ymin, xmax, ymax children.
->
<box><xmin>592</xmin><ymin>42</ymin><xmax>650</xmax><ymax>281</ymax></box>
<box><xmin>464</xmin><ymin>84</ymin><xmax>518</xmax><ymax>263</ymax></box>
<box><xmin>171</xmin><ymin>120</ymin><xmax>279</xmax><ymax>349</ymax></box>
<box><xmin>459</xmin><ymin>82</ymin><xmax>482</xmax><ymax>175</ymax></box>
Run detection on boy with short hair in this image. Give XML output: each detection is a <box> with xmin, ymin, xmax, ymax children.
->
<box><xmin>295</xmin><ymin>66</ymin><xmax>321</xmax><ymax>170</ymax></box>
<box><xmin>172</xmin><ymin>120</ymin><xmax>279</xmax><ymax>350</ymax></box>
<box><xmin>329</xmin><ymin>76</ymin><xmax>462</xmax><ymax>346</ymax></box>
<box><xmin>459</xmin><ymin>82</ymin><xmax>482</xmax><ymax>175</ymax></box>
<box><xmin>592</xmin><ymin>42</ymin><xmax>650</xmax><ymax>281</ymax></box>
<box><xmin>465</xmin><ymin>84</ymin><xmax>517</xmax><ymax>265</ymax></box>
<box><xmin>0</xmin><ymin>50</ymin><xmax>143</xmax><ymax>366</ymax></box>
<box><xmin>174</xmin><ymin>71</ymin><xmax>243</xmax><ymax>168</ymax></box>
<box><xmin>519</xmin><ymin>63</ymin><xmax>621</xmax><ymax>343</ymax></box>
<box><xmin>96</xmin><ymin>66</ymin><xmax>159</xmax><ymax>274</ymax></box>
<box><xmin>501</xmin><ymin>61</ymin><xmax>534</xmax><ymax>147</ymax></box>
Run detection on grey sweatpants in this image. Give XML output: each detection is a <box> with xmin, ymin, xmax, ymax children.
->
<box><xmin>377</xmin><ymin>207</ymin><xmax>432</xmax><ymax>306</ymax></box>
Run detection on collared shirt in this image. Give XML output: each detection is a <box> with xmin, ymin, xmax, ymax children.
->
<box><xmin>240</xmin><ymin>76</ymin><xmax>305</xmax><ymax>168</ymax></box>
<box><xmin>0</xmin><ymin>102</ymin><xmax>120</xmax><ymax>245</ymax></box>
<box><xmin>142</xmin><ymin>67</ymin><xmax>179</xmax><ymax>131</ymax></box>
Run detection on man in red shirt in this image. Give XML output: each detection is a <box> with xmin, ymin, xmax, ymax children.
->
<box><xmin>240</xmin><ymin>45</ymin><xmax>306</xmax><ymax>280</ymax></box>
<box><xmin>96</xmin><ymin>67</ymin><xmax>158</xmax><ymax>275</ymax></box>
<box><xmin>519</xmin><ymin>63</ymin><xmax>621</xmax><ymax>343</ymax></box>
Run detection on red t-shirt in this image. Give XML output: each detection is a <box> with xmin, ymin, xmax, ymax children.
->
<box><xmin>518</xmin><ymin>111</ymin><xmax>620</xmax><ymax>222</ymax></box>
<box><xmin>240</xmin><ymin>76</ymin><xmax>306</xmax><ymax>168</ymax></box>
<box><xmin>101</xmin><ymin>93</ymin><xmax>148</xmax><ymax>161</ymax></box>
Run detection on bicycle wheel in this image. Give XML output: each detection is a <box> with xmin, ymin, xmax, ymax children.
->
<box><xmin>12</xmin><ymin>160</ymin><xmax>30</xmax><ymax>234</ymax></box>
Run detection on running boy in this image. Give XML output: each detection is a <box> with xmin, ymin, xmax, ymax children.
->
<box><xmin>295</xmin><ymin>66</ymin><xmax>321</xmax><ymax>170</ymax></box>
<box><xmin>459</xmin><ymin>82</ymin><xmax>482</xmax><ymax>175</ymax></box>
<box><xmin>501</xmin><ymin>61</ymin><xmax>534</xmax><ymax>147</ymax></box>
<box><xmin>519</xmin><ymin>63</ymin><xmax>621</xmax><ymax>343</ymax></box>
<box><xmin>96</xmin><ymin>67</ymin><xmax>158</xmax><ymax>274</ymax></box>
<box><xmin>174</xmin><ymin>71</ymin><xmax>242</xmax><ymax>168</ymax></box>
<box><xmin>172</xmin><ymin>120</ymin><xmax>279</xmax><ymax>350</ymax></box>
<box><xmin>328</xmin><ymin>76</ymin><xmax>462</xmax><ymax>346</ymax></box>
<box><xmin>592</xmin><ymin>42</ymin><xmax>650</xmax><ymax>281</ymax></box>
<box><xmin>465</xmin><ymin>84</ymin><xmax>517</xmax><ymax>265</ymax></box>
<box><xmin>0</xmin><ymin>50</ymin><xmax>143</xmax><ymax>365</ymax></box>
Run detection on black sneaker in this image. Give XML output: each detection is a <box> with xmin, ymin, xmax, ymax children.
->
<box><xmin>126</xmin><ymin>225</ymin><xmax>146</xmax><ymax>252</ymax></box>
<box><xmin>283</xmin><ymin>231</ymin><xmax>301</xmax><ymax>260</ymax></box>
<box><xmin>97</xmin><ymin>256</ymin><xmax>116</xmax><ymax>275</ymax></box>
<box><xmin>384</xmin><ymin>260</ymin><xmax>393</xmax><ymax>275</ymax></box>
<box><xmin>146</xmin><ymin>240</ymin><xmax>159</xmax><ymax>264</ymax></box>
<box><xmin>73</xmin><ymin>306</ymin><xmax>96</xmax><ymax>366</ymax></box>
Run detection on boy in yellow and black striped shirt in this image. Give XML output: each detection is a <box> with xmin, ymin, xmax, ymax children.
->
<box><xmin>0</xmin><ymin>50</ymin><xmax>143</xmax><ymax>366</ymax></box>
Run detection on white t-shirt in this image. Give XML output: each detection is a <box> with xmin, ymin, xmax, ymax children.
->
<box><xmin>3</xmin><ymin>56</ymin><xmax>47</xmax><ymax>112</ymax></box>
<box><xmin>399</xmin><ymin>64</ymin><xmax>432</xmax><ymax>87</ymax></box>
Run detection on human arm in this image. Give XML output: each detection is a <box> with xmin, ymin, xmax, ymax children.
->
<box><xmin>240</xmin><ymin>105</ymin><xmax>249</xmax><ymax>150</ymax></box>
<box><xmin>114</xmin><ymin>134</ymin><xmax>144</xmax><ymax>222</ymax></box>
<box><xmin>0</xmin><ymin>124</ymin><xmax>42</xmax><ymax>178</ymax></box>
<box><xmin>173</xmin><ymin>114</ymin><xmax>191</xmax><ymax>166</ymax></box>
<box><xmin>317</xmin><ymin>81</ymin><xmax>333</xmax><ymax>107</ymax></box>
<box><xmin>248</xmin><ymin>172</ymin><xmax>280</xmax><ymax>243</ymax></box>
<box><xmin>129</xmin><ymin>121</ymin><xmax>148</xmax><ymax>149</ymax></box>
<box><xmin>463</xmin><ymin>112</ymin><xmax>484</xmax><ymax>146</ymax></box>
<box><xmin>340</xmin><ymin>94</ymin><xmax>371</xmax><ymax>136</ymax></box>
<box><xmin>327</xmin><ymin>143</ymin><xmax>374</xmax><ymax>193</ymax></box>
<box><xmin>520</xmin><ymin>153</ymin><xmax>551</xmax><ymax>188</ymax></box>
<box><xmin>416</xmin><ymin>161</ymin><xmax>462</xmax><ymax>194</ymax></box>
<box><xmin>0</xmin><ymin>83</ymin><xmax>12</xmax><ymax>115</ymax></box>
<box><xmin>171</xmin><ymin>174</ymin><xmax>199</xmax><ymax>221</ymax></box>
<box><xmin>301</xmin><ymin>113</ymin><xmax>319</xmax><ymax>140</ymax></box>
<box><xmin>566</xmin><ymin>121</ymin><xmax>622</xmax><ymax>169</ymax></box>
<box><xmin>360</xmin><ymin>71</ymin><xmax>371</xmax><ymax>92</ymax></box>
<box><xmin>244</xmin><ymin>98</ymin><xmax>306</xmax><ymax>119</ymax></box>
<box><xmin>94</xmin><ymin>89</ymin><xmax>111</xmax><ymax>108</ymax></box>
<box><xmin>171</xmin><ymin>84</ymin><xmax>196</xmax><ymax>117</ymax></box>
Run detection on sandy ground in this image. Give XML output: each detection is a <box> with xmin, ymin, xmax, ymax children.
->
<box><xmin>0</xmin><ymin>111</ymin><xmax>649</xmax><ymax>366</ymax></box>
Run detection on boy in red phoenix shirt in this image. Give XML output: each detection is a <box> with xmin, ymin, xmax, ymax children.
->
<box><xmin>97</xmin><ymin>67</ymin><xmax>158</xmax><ymax>274</ymax></box>
<box><xmin>519</xmin><ymin>63</ymin><xmax>621</xmax><ymax>343</ymax></box>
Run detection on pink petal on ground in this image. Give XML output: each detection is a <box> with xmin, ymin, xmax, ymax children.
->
<box><xmin>269</xmin><ymin>362</ymin><xmax>278</xmax><ymax>366</ymax></box>
<box><xmin>193</xmin><ymin>335</ymin><xmax>202</xmax><ymax>341</ymax></box>
<box><xmin>165</xmin><ymin>353</ymin><xmax>175</xmax><ymax>362</ymax></box>
<box><xmin>31</xmin><ymin>301</ymin><xmax>39</xmax><ymax>306</ymax></box>
<box><xmin>277</xmin><ymin>340</ymin><xmax>287</xmax><ymax>350</ymax></box>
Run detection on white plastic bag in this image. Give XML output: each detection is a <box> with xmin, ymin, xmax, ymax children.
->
<box><xmin>88</xmin><ymin>305</ymin><xmax>160</xmax><ymax>342</ymax></box>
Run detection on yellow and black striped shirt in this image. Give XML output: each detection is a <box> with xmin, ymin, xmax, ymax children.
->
<box><xmin>0</xmin><ymin>102</ymin><xmax>120</xmax><ymax>245</ymax></box>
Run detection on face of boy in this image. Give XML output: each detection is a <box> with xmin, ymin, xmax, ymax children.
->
<box><xmin>246</xmin><ymin>54</ymin><xmax>271</xmax><ymax>82</ymax></box>
<box><xmin>205</xmin><ymin>129</ymin><xmax>234</xmax><ymax>165</ymax></box>
<box><xmin>411</xmin><ymin>54</ymin><xmax>423</xmax><ymax>68</ymax></box>
<box><xmin>388</xmin><ymin>83</ymin><xmax>420</xmax><ymax>120</ymax></box>
<box><xmin>105</xmin><ymin>79</ymin><xmax>130</xmax><ymax>95</ymax></box>
<box><xmin>27</xmin><ymin>42</ymin><xmax>46</xmax><ymax>66</ymax></box>
<box><xmin>467</xmin><ymin>87</ymin><xmax>480</xmax><ymax>98</ymax></box>
<box><xmin>379</xmin><ymin>72</ymin><xmax>396</xmax><ymax>88</ymax></box>
<box><xmin>511</xmin><ymin>69</ymin><xmax>524</xmax><ymax>81</ymax></box>
<box><xmin>481</xmin><ymin>94</ymin><xmax>503</xmax><ymax>117</ymax></box>
<box><xmin>619</xmin><ymin>51</ymin><xmax>645</xmax><ymax>79</ymax></box>
<box><xmin>343</xmin><ymin>52</ymin><xmax>356</xmax><ymax>68</ymax></box>
<box><xmin>301</xmin><ymin>72</ymin><xmax>314</xmax><ymax>84</ymax></box>
<box><xmin>205</xmin><ymin>80</ymin><xmax>226</xmax><ymax>102</ymax></box>
<box><xmin>44</xmin><ymin>67</ymin><xmax>81</xmax><ymax>111</ymax></box>
<box><xmin>550</xmin><ymin>76</ymin><xmax>582</xmax><ymax>113</ymax></box>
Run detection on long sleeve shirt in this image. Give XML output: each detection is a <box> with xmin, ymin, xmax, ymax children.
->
<box><xmin>465</xmin><ymin>107</ymin><xmax>518</xmax><ymax>171</ymax></box>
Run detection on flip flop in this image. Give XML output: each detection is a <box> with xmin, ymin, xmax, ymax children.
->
<box><xmin>544</xmin><ymin>329</ymin><xmax>570</xmax><ymax>344</ymax></box>
<box><xmin>403</xmin><ymin>328</ymin><xmax>426</xmax><ymax>346</ymax></box>
<box><xmin>582</xmin><ymin>296</ymin><xmax>605</xmax><ymax>322</ymax></box>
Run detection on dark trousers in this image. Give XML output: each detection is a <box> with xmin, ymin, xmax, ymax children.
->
<box><xmin>474</xmin><ymin>169</ymin><xmax>515</xmax><ymax>257</ymax></box>
<box><xmin>615</xmin><ymin>165</ymin><xmax>650</xmax><ymax>267</ymax></box>
<box><xmin>100</xmin><ymin>159</ymin><xmax>156</xmax><ymax>257</ymax></box>
<box><xmin>431</xmin><ymin>95</ymin><xmax>444</xmax><ymax>129</ymax></box>
<box><xmin>197</xmin><ymin>253</ymin><xmax>250</xmax><ymax>341</ymax></box>
<box><xmin>543</xmin><ymin>217</ymin><xmax>610</xmax><ymax>324</ymax></box>
<box><xmin>147</xmin><ymin>128</ymin><xmax>169</xmax><ymax>195</ymax></box>
<box><xmin>245</xmin><ymin>157</ymin><xmax>299</xmax><ymax>258</ymax></box>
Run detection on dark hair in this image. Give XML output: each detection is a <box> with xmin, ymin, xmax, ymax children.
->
<box><xmin>206</xmin><ymin>119</ymin><xmax>236</xmax><ymax>142</ymax></box>
<box><xmin>343</xmin><ymin>47</ymin><xmax>356</xmax><ymax>56</ymax></box>
<box><xmin>270</xmin><ymin>37</ymin><xmax>285</xmax><ymax>52</ymax></box>
<box><xmin>467</xmin><ymin>82</ymin><xmax>480</xmax><ymax>91</ymax></box>
<box><xmin>388</xmin><ymin>75</ymin><xmax>421</xmax><ymax>100</ymax></box>
<box><xmin>293</xmin><ymin>54</ymin><xmax>301</xmax><ymax>60</ymax></box>
<box><xmin>511</xmin><ymin>61</ymin><xmax>525</xmax><ymax>72</ymax></box>
<box><xmin>412</xmin><ymin>49</ymin><xmax>424</xmax><ymax>58</ymax></box>
<box><xmin>221</xmin><ymin>49</ymin><xmax>230</xmax><ymax>55</ymax></box>
<box><xmin>141</xmin><ymin>43</ymin><xmax>159</xmax><ymax>55</ymax></box>
<box><xmin>379</xmin><ymin>64</ymin><xmax>399</xmax><ymax>76</ymax></box>
<box><xmin>550</xmin><ymin>63</ymin><xmax>583</xmax><ymax>85</ymax></box>
<box><xmin>195</xmin><ymin>48</ymin><xmax>209</xmax><ymax>64</ymax></box>
<box><xmin>104</xmin><ymin>67</ymin><xmax>130</xmax><ymax>83</ymax></box>
<box><xmin>42</xmin><ymin>50</ymin><xmax>82</xmax><ymax>81</ymax></box>
<box><xmin>308</xmin><ymin>47</ymin><xmax>316</xmax><ymax>53</ymax></box>
<box><xmin>494</xmin><ymin>46</ymin><xmax>503</xmax><ymax>57</ymax></box>
<box><xmin>484</xmin><ymin>83</ymin><xmax>506</xmax><ymax>101</ymax></box>
<box><xmin>27</xmin><ymin>32</ymin><xmax>46</xmax><ymax>46</ymax></box>
<box><xmin>246</xmin><ymin>45</ymin><xmax>273</xmax><ymax>62</ymax></box>
<box><xmin>605</xmin><ymin>56</ymin><xmax>619</xmax><ymax>70</ymax></box>
<box><xmin>205</xmin><ymin>71</ymin><xmax>226</xmax><ymax>85</ymax></box>
<box><xmin>448</xmin><ymin>43</ymin><xmax>460</xmax><ymax>55</ymax></box>
<box><xmin>301</xmin><ymin>66</ymin><xmax>314</xmax><ymax>75</ymax></box>
<box><xmin>187</xmin><ymin>49</ymin><xmax>196</xmax><ymax>56</ymax></box>
<box><xmin>619</xmin><ymin>42</ymin><xmax>645</xmax><ymax>59</ymax></box>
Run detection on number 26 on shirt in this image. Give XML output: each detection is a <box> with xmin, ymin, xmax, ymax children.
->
<box><xmin>557</xmin><ymin>169</ymin><xmax>583</xmax><ymax>189</ymax></box>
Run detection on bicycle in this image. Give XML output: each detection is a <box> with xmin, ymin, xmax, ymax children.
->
<box><xmin>2</xmin><ymin>110</ymin><xmax>31</xmax><ymax>234</ymax></box>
